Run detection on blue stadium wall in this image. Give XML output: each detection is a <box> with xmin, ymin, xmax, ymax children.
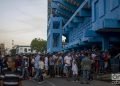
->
<box><xmin>47</xmin><ymin>0</ymin><xmax>120</xmax><ymax>53</ymax></box>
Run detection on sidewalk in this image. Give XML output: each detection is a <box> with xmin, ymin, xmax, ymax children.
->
<box><xmin>96</xmin><ymin>73</ymin><xmax>111</xmax><ymax>82</ymax></box>
<box><xmin>46</xmin><ymin>78</ymin><xmax>113</xmax><ymax>86</ymax></box>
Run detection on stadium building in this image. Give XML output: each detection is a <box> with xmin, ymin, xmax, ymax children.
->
<box><xmin>47</xmin><ymin>0</ymin><xmax>120</xmax><ymax>53</ymax></box>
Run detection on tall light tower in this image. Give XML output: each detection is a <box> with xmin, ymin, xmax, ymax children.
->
<box><xmin>12</xmin><ymin>40</ymin><xmax>14</xmax><ymax>49</ymax></box>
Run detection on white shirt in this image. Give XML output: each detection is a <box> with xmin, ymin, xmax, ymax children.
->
<box><xmin>53</xmin><ymin>55</ymin><xmax>58</xmax><ymax>59</ymax></box>
<box><xmin>72</xmin><ymin>63</ymin><xmax>78</xmax><ymax>72</ymax></box>
<box><xmin>91</xmin><ymin>53</ymin><xmax>96</xmax><ymax>60</ymax></box>
<box><xmin>45</xmin><ymin>57</ymin><xmax>48</xmax><ymax>66</ymax></box>
<box><xmin>31</xmin><ymin>58</ymin><xmax>34</xmax><ymax>64</ymax></box>
<box><xmin>39</xmin><ymin>61</ymin><xmax>44</xmax><ymax>70</ymax></box>
<box><xmin>64</xmin><ymin>56</ymin><xmax>72</xmax><ymax>66</ymax></box>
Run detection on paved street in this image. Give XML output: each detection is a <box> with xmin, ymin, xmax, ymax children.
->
<box><xmin>23</xmin><ymin>78</ymin><xmax>113</xmax><ymax>86</ymax></box>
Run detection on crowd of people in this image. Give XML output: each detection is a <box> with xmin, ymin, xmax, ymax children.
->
<box><xmin>0</xmin><ymin>49</ymin><xmax>114</xmax><ymax>85</ymax></box>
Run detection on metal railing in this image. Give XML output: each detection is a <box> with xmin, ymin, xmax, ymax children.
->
<box><xmin>114</xmin><ymin>53</ymin><xmax>120</xmax><ymax>59</ymax></box>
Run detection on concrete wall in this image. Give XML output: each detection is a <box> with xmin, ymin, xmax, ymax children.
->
<box><xmin>92</xmin><ymin>0</ymin><xmax>120</xmax><ymax>30</ymax></box>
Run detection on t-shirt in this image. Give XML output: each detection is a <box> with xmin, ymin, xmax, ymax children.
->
<box><xmin>59</xmin><ymin>56</ymin><xmax>63</xmax><ymax>65</ymax></box>
<box><xmin>49</xmin><ymin>58</ymin><xmax>55</xmax><ymax>66</ymax></box>
<box><xmin>81</xmin><ymin>57</ymin><xmax>92</xmax><ymax>70</ymax></box>
<box><xmin>25</xmin><ymin>61</ymin><xmax>29</xmax><ymax>68</ymax></box>
<box><xmin>72</xmin><ymin>60</ymin><xmax>78</xmax><ymax>72</ymax></box>
<box><xmin>0</xmin><ymin>68</ymin><xmax>22</xmax><ymax>86</ymax></box>
<box><xmin>39</xmin><ymin>61</ymin><xmax>44</xmax><ymax>70</ymax></box>
<box><xmin>34</xmin><ymin>55</ymin><xmax>40</xmax><ymax>69</ymax></box>
<box><xmin>72</xmin><ymin>64</ymin><xmax>78</xmax><ymax>72</ymax></box>
<box><xmin>64</xmin><ymin>56</ymin><xmax>72</xmax><ymax>66</ymax></box>
<box><xmin>45</xmin><ymin>57</ymin><xmax>48</xmax><ymax>66</ymax></box>
<box><xmin>31</xmin><ymin>59</ymin><xmax>34</xmax><ymax>64</ymax></box>
<box><xmin>91</xmin><ymin>53</ymin><xmax>96</xmax><ymax>60</ymax></box>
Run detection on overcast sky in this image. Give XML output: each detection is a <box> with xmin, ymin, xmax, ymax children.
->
<box><xmin>0</xmin><ymin>0</ymin><xmax>47</xmax><ymax>48</ymax></box>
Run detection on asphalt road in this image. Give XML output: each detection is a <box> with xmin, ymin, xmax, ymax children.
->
<box><xmin>23</xmin><ymin>78</ymin><xmax>113</xmax><ymax>86</ymax></box>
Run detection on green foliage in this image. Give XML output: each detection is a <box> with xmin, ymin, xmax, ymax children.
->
<box><xmin>31</xmin><ymin>38</ymin><xmax>47</xmax><ymax>53</ymax></box>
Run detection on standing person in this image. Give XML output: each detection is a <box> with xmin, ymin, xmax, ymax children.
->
<box><xmin>38</xmin><ymin>57</ymin><xmax>44</xmax><ymax>82</ymax></box>
<box><xmin>33</xmin><ymin>54</ymin><xmax>40</xmax><ymax>80</ymax></box>
<box><xmin>64</xmin><ymin>53</ymin><xmax>72</xmax><ymax>80</ymax></box>
<box><xmin>31</xmin><ymin>56</ymin><xmax>35</xmax><ymax>77</ymax></box>
<box><xmin>53</xmin><ymin>55</ymin><xmax>58</xmax><ymax>76</ymax></box>
<box><xmin>91</xmin><ymin>52</ymin><xmax>97</xmax><ymax>73</ymax></box>
<box><xmin>15</xmin><ymin>56</ymin><xmax>22</xmax><ymax>69</ymax></box>
<box><xmin>44</xmin><ymin>55</ymin><xmax>48</xmax><ymax>77</ymax></box>
<box><xmin>72</xmin><ymin>59</ymin><xmax>78</xmax><ymax>82</ymax></box>
<box><xmin>28</xmin><ymin>56</ymin><xmax>33</xmax><ymax>79</ymax></box>
<box><xmin>103</xmin><ymin>52</ymin><xmax>111</xmax><ymax>73</ymax></box>
<box><xmin>49</xmin><ymin>55</ymin><xmax>55</xmax><ymax>78</ymax></box>
<box><xmin>2</xmin><ymin>56</ymin><xmax>7</xmax><ymax>68</ymax></box>
<box><xmin>21</xmin><ymin>56</ymin><xmax>29</xmax><ymax>80</ymax></box>
<box><xmin>56</xmin><ymin>54</ymin><xmax>60</xmax><ymax>77</ymax></box>
<box><xmin>99</xmin><ymin>51</ymin><xmax>104</xmax><ymax>73</ymax></box>
<box><xmin>0</xmin><ymin>57</ymin><xmax>23</xmax><ymax>86</ymax></box>
<box><xmin>79</xmin><ymin>52</ymin><xmax>85</xmax><ymax>76</ymax></box>
<box><xmin>81</xmin><ymin>53</ymin><xmax>93</xmax><ymax>84</ymax></box>
<box><xmin>58</xmin><ymin>54</ymin><xmax>64</xmax><ymax>77</ymax></box>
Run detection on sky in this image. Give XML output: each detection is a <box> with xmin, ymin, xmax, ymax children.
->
<box><xmin>0</xmin><ymin>0</ymin><xmax>47</xmax><ymax>48</ymax></box>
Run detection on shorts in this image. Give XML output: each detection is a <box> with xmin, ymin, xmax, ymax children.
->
<box><xmin>64</xmin><ymin>66</ymin><xmax>71</xmax><ymax>73</ymax></box>
<box><xmin>73</xmin><ymin>71</ymin><xmax>78</xmax><ymax>75</ymax></box>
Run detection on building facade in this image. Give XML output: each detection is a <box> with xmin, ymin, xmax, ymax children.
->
<box><xmin>47</xmin><ymin>0</ymin><xmax>120</xmax><ymax>53</ymax></box>
<box><xmin>16</xmin><ymin>45</ymin><xmax>32</xmax><ymax>55</ymax></box>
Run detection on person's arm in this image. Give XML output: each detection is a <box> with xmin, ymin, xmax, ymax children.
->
<box><xmin>0</xmin><ymin>80</ymin><xmax>3</xmax><ymax>86</ymax></box>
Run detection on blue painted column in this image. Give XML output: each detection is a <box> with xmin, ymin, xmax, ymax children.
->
<box><xmin>102</xmin><ymin>37</ymin><xmax>109</xmax><ymax>51</ymax></box>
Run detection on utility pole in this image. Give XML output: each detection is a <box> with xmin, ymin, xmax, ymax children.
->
<box><xmin>12</xmin><ymin>40</ymin><xmax>14</xmax><ymax>49</ymax></box>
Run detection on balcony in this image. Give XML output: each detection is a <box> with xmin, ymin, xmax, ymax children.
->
<box><xmin>96</xmin><ymin>19</ymin><xmax>120</xmax><ymax>32</ymax></box>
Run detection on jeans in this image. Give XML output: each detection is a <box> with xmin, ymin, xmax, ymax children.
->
<box><xmin>33</xmin><ymin>68</ymin><xmax>40</xmax><ymax>80</ymax></box>
<box><xmin>22</xmin><ymin>67</ymin><xmax>29</xmax><ymax>79</ymax></box>
<box><xmin>99</xmin><ymin>61</ymin><xmax>104</xmax><ymax>73</ymax></box>
<box><xmin>38</xmin><ymin>69</ymin><xmax>43</xmax><ymax>81</ymax></box>
<box><xmin>59</xmin><ymin>64</ymin><xmax>63</xmax><ymax>76</ymax></box>
<box><xmin>73</xmin><ymin>74</ymin><xmax>77</xmax><ymax>81</ymax></box>
<box><xmin>82</xmin><ymin>70</ymin><xmax>90</xmax><ymax>83</ymax></box>
<box><xmin>49</xmin><ymin>65</ymin><xmax>55</xmax><ymax>77</ymax></box>
<box><xmin>65</xmin><ymin>66</ymin><xmax>71</xmax><ymax>78</ymax></box>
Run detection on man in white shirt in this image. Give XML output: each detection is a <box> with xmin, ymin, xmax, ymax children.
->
<box><xmin>44</xmin><ymin>56</ymin><xmax>48</xmax><ymax>76</ymax></box>
<box><xmin>38</xmin><ymin>57</ymin><xmax>44</xmax><ymax>82</ymax></box>
<box><xmin>33</xmin><ymin>54</ymin><xmax>40</xmax><ymax>80</ymax></box>
<box><xmin>64</xmin><ymin>53</ymin><xmax>72</xmax><ymax>79</ymax></box>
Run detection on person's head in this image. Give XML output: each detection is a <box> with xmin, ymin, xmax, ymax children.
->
<box><xmin>84</xmin><ymin>52</ymin><xmax>89</xmax><ymax>57</ymax></box>
<box><xmin>68</xmin><ymin>53</ymin><xmax>70</xmax><ymax>56</ymax></box>
<box><xmin>7</xmin><ymin>57</ymin><xmax>16</xmax><ymax>69</ymax></box>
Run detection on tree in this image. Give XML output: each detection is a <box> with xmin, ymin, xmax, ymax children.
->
<box><xmin>31</xmin><ymin>38</ymin><xmax>47</xmax><ymax>53</ymax></box>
